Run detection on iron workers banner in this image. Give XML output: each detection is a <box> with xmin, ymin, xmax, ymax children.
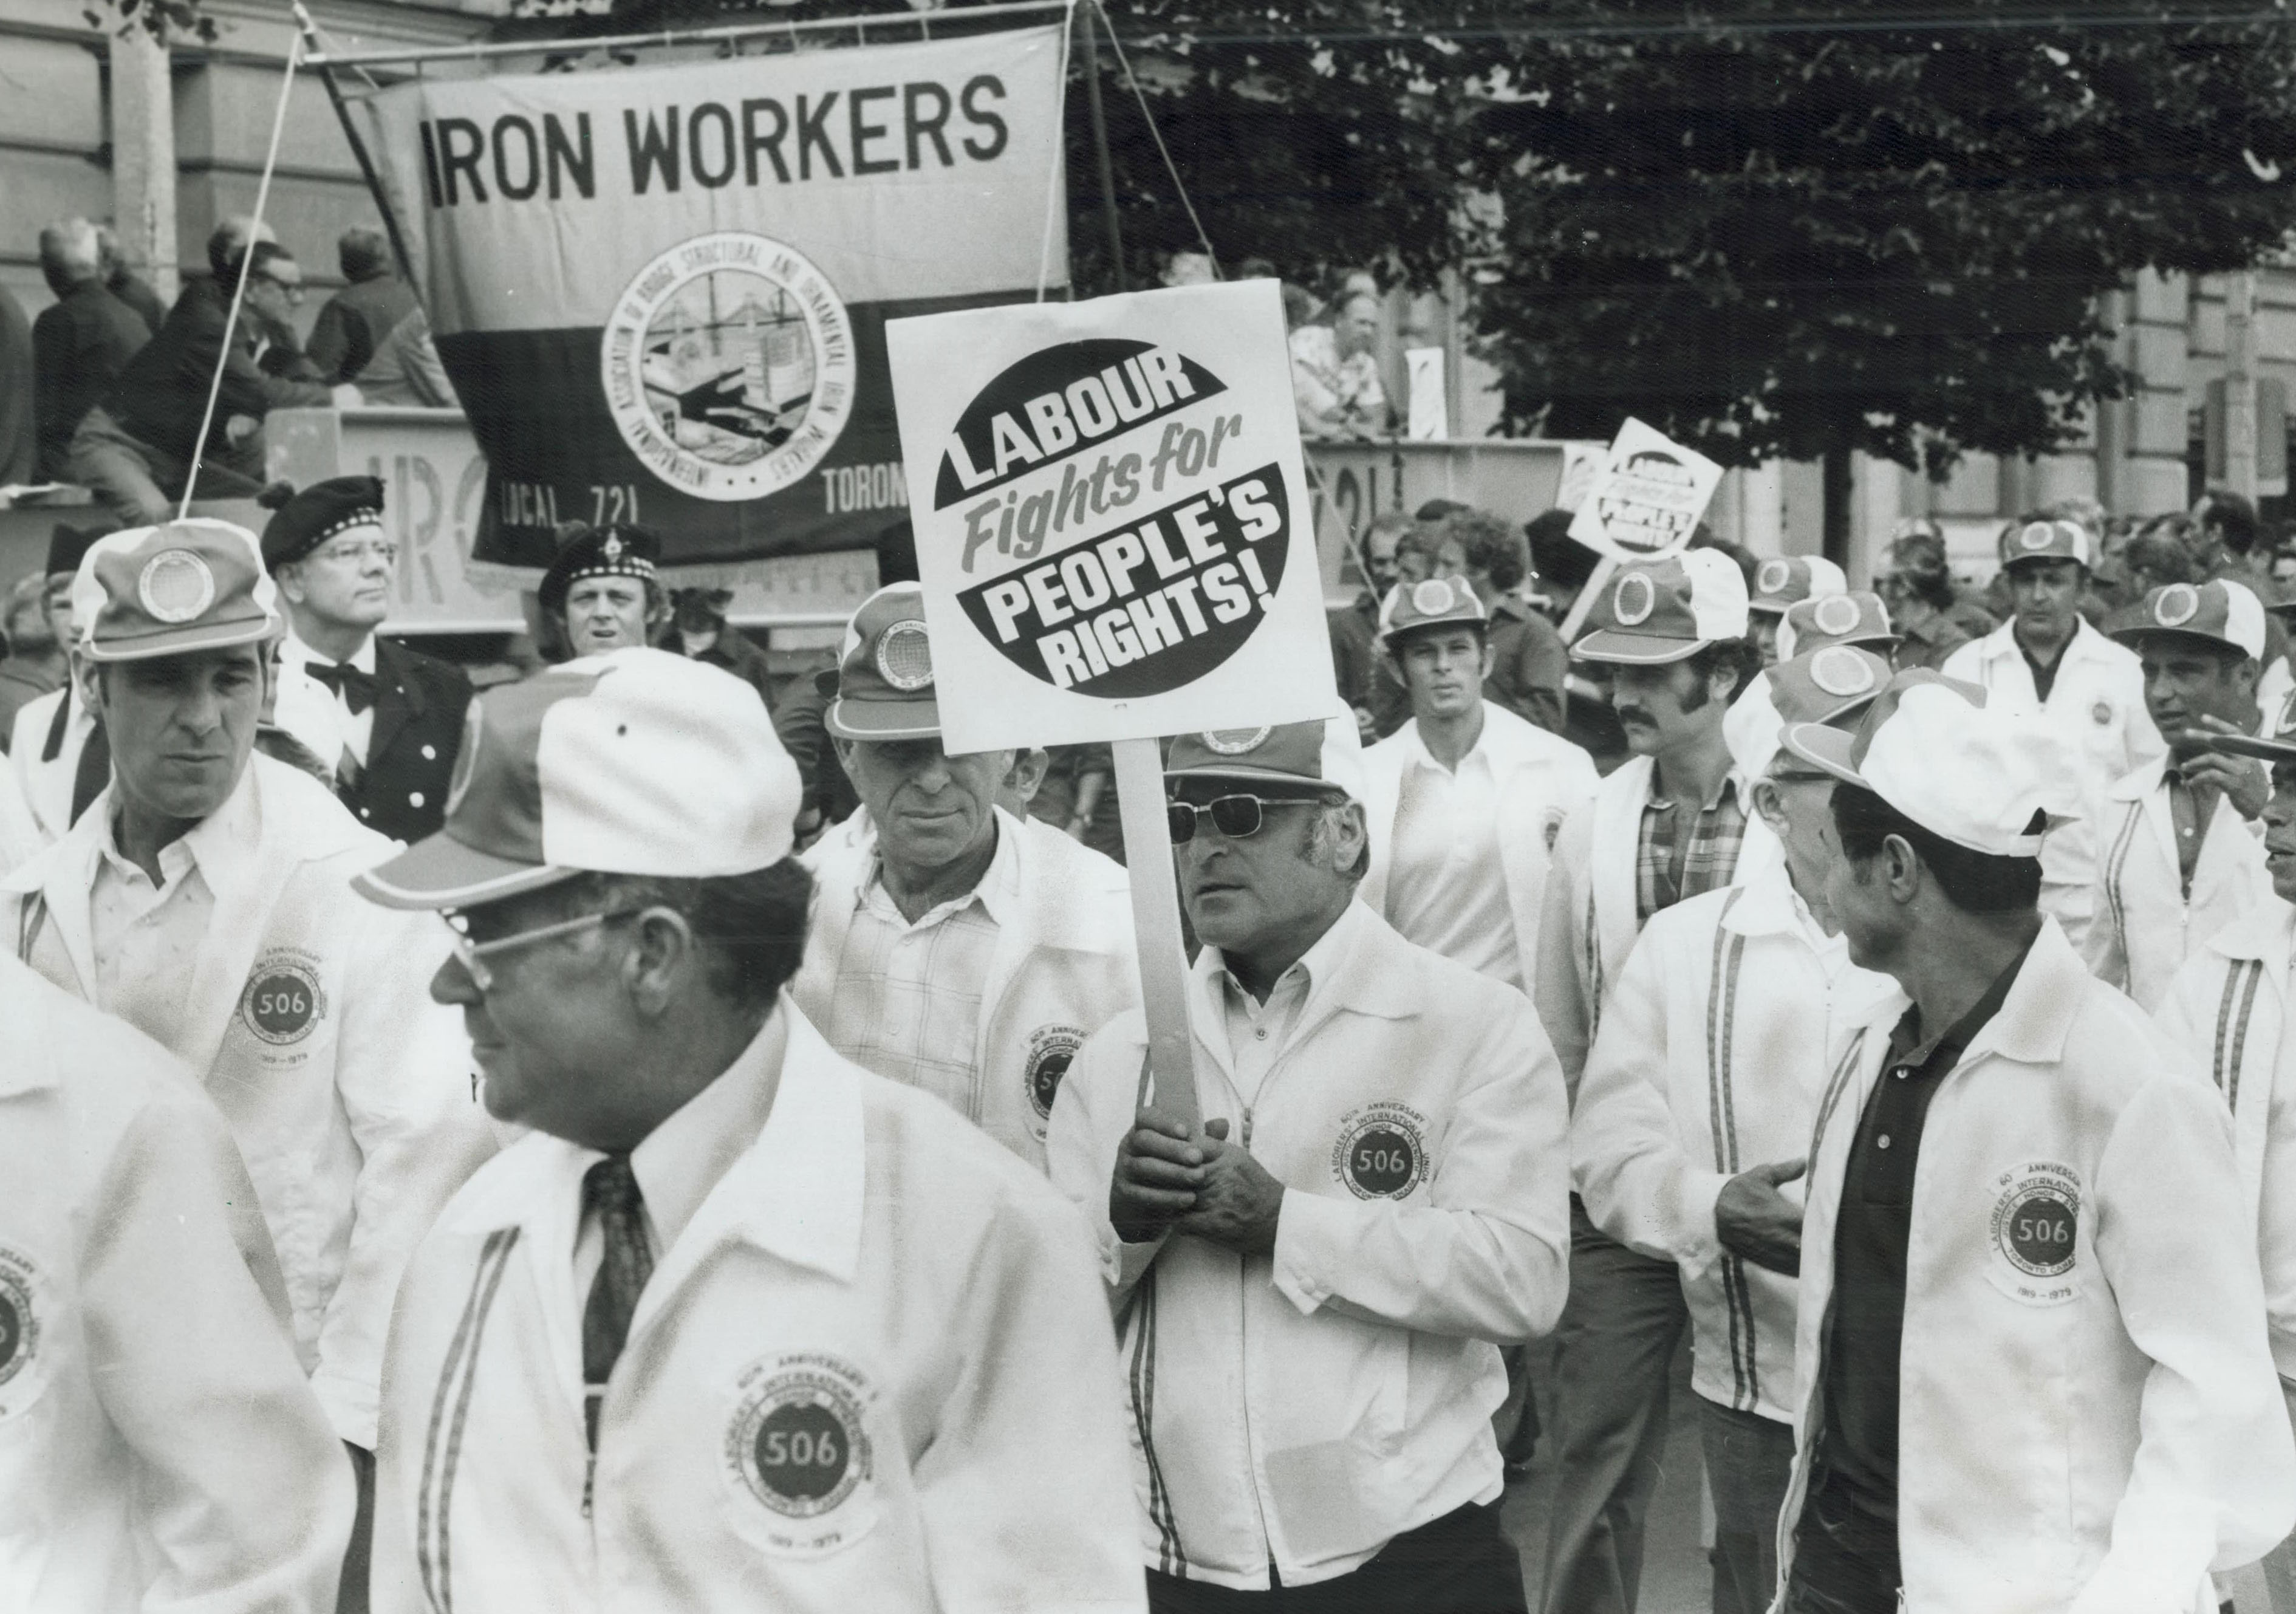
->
<box><xmin>357</xmin><ymin>27</ymin><xmax>1067</xmax><ymax>572</ymax></box>
<box><xmin>888</xmin><ymin>281</ymin><xmax>1337</xmax><ymax>753</ymax></box>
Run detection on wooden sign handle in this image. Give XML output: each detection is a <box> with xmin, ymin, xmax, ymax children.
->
<box><xmin>1110</xmin><ymin>736</ymin><xmax>1200</xmax><ymax>1130</ymax></box>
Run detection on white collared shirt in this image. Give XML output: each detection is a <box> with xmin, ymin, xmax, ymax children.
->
<box><xmin>811</xmin><ymin>818</ymin><xmax>1020</xmax><ymax>1116</ymax></box>
<box><xmin>572</xmin><ymin>1014</ymin><xmax>787</xmax><ymax>1298</ymax></box>
<box><xmin>278</xmin><ymin>632</ymin><xmax>378</xmax><ymax>767</ymax></box>
<box><xmin>86</xmin><ymin>769</ymin><xmax>258</xmax><ymax>1047</ymax></box>
<box><xmin>1384</xmin><ymin>725</ymin><xmax>1520</xmax><ymax>988</ymax></box>
<box><xmin>1203</xmin><ymin>896</ymin><xmax>1365</xmax><ymax>1112</ymax></box>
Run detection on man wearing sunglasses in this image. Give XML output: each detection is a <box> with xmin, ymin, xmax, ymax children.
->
<box><xmin>0</xmin><ymin>519</ymin><xmax>497</xmax><ymax>1612</ymax></box>
<box><xmin>1049</xmin><ymin>717</ymin><xmax>1570</xmax><ymax>1613</ymax></box>
<box><xmin>354</xmin><ymin>648</ymin><xmax>1143</xmax><ymax>1613</ymax></box>
<box><xmin>1531</xmin><ymin>548</ymin><xmax>1774</xmax><ymax>1614</ymax></box>
<box><xmin>792</xmin><ymin>583</ymin><xmax>1137</xmax><ymax>1173</ymax></box>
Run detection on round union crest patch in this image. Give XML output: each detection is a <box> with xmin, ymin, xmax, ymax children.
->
<box><xmin>0</xmin><ymin>1248</ymin><xmax>38</xmax><ymax>1392</ymax></box>
<box><xmin>1811</xmin><ymin>592</ymin><xmax>1865</xmax><ymax>637</ymax></box>
<box><xmin>601</xmin><ymin>232</ymin><xmax>856</xmax><ymax>504</ymax></box>
<box><xmin>241</xmin><ymin>952</ymin><xmax>326</xmax><ymax>1046</ymax></box>
<box><xmin>1755</xmin><ymin>558</ymin><xmax>1792</xmax><ymax>597</ymax></box>
<box><xmin>723</xmin><ymin>1352</ymin><xmax>877</xmax><ymax>1556</ymax></box>
<box><xmin>1611</xmin><ymin>570</ymin><xmax>1657</xmax><ymax>627</ymax></box>
<box><xmin>1023</xmin><ymin>1024</ymin><xmax>1085</xmax><ymax>1121</ymax></box>
<box><xmin>1987</xmin><ymin>1161</ymin><xmax>2082</xmax><ymax>1305</ymax></box>
<box><xmin>1331</xmin><ymin>1101</ymin><xmax>1430</xmax><ymax>1200</ymax></box>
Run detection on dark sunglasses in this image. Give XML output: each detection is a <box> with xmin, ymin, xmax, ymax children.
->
<box><xmin>1166</xmin><ymin>792</ymin><xmax>1328</xmax><ymax>844</ymax></box>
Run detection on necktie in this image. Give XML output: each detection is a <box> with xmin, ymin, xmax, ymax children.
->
<box><xmin>307</xmin><ymin>658</ymin><xmax>378</xmax><ymax>715</ymax></box>
<box><xmin>581</xmin><ymin>1154</ymin><xmax>654</xmax><ymax>1452</ymax></box>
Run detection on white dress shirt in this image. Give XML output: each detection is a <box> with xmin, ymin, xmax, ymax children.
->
<box><xmin>1383</xmin><ymin>731</ymin><xmax>1520</xmax><ymax>988</ymax></box>
<box><xmin>1206</xmin><ymin>902</ymin><xmax>1353</xmax><ymax>1107</ymax></box>
<box><xmin>87</xmin><ymin>782</ymin><xmax>253</xmax><ymax>1047</ymax></box>
<box><xmin>278</xmin><ymin>632</ymin><xmax>378</xmax><ymax>767</ymax></box>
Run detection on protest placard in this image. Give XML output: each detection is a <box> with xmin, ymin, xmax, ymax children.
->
<box><xmin>1559</xmin><ymin>418</ymin><xmax>1727</xmax><ymax>641</ymax></box>
<box><xmin>887</xmin><ymin>280</ymin><xmax>1339</xmax><ymax>1123</ymax></box>
<box><xmin>1567</xmin><ymin>417</ymin><xmax>1724</xmax><ymax>558</ymax></box>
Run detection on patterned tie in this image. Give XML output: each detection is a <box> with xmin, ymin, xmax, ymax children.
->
<box><xmin>580</xmin><ymin>1154</ymin><xmax>654</xmax><ymax>1452</ymax></box>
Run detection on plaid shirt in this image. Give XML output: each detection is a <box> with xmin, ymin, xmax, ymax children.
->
<box><xmin>810</xmin><ymin>824</ymin><xmax>1021</xmax><ymax>1123</ymax></box>
<box><xmin>1635</xmin><ymin>770</ymin><xmax>1749</xmax><ymax>925</ymax></box>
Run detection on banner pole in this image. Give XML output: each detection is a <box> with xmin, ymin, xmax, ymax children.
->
<box><xmin>1111</xmin><ymin>735</ymin><xmax>1200</xmax><ymax>1131</ymax></box>
<box><xmin>1079</xmin><ymin>0</ymin><xmax>1126</xmax><ymax>292</ymax></box>
<box><xmin>177</xmin><ymin>29</ymin><xmax>302</xmax><ymax>521</ymax></box>
<box><xmin>295</xmin><ymin>2</ymin><xmax>419</xmax><ymax>288</ymax></box>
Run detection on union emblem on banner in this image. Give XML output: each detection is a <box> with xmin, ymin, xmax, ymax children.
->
<box><xmin>355</xmin><ymin>26</ymin><xmax>1068</xmax><ymax>575</ymax></box>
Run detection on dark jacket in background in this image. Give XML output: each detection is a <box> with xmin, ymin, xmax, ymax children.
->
<box><xmin>32</xmin><ymin>281</ymin><xmax>149</xmax><ymax>480</ymax></box>
<box><xmin>0</xmin><ymin>286</ymin><xmax>35</xmax><ymax>485</ymax></box>
<box><xmin>340</xmin><ymin>638</ymin><xmax>472</xmax><ymax>844</ymax></box>
<box><xmin>307</xmin><ymin>272</ymin><xmax>419</xmax><ymax>386</ymax></box>
<box><xmin>108</xmin><ymin>270</ymin><xmax>166</xmax><ymax>335</ymax></box>
<box><xmin>103</xmin><ymin>278</ymin><xmax>330</xmax><ymax>462</ymax></box>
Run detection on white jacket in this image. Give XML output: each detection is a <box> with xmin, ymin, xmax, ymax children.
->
<box><xmin>794</xmin><ymin>805</ymin><xmax>1139</xmax><ymax>1171</ymax></box>
<box><xmin>1778</xmin><ymin>921</ymin><xmax>2296</xmax><ymax>1613</ymax></box>
<box><xmin>1571</xmin><ymin>861</ymin><xmax>1888</xmax><ymax>1424</ymax></box>
<box><xmin>2154</xmin><ymin>900</ymin><xmax>2296</xmax><ymax>1379</ymax></box>
<box><xmin>1045</xmin><ymin>899</ymin><xmax>1572</xmax><ymax>1590</ymax></box>
<box><xmin>1532</xmin><ymin>751</ymin><xmax>1782</xmax><ymax>1090</ymax></box>
<box><xmin>372</xmin><ymin>1005</ymin><xmax>1144</xmax><ymax>1614</ymax></box>
<box><xmin>1359</xmin><ymin>699</ymin><xmax>1598</xmax><ymax>988</ymax></box>
<box><xmin>0</xmin><ymin>952</ymin><xmax>354</xmax><ymax>1613</ymax></box>
<box><xmin>6</xmin><ymin>686</ymin><xmax>86</xmax><ymax>846</ymax></box>
<box><xmin>2085</xmin><ymin>755</ymin><xmax>2272</xmax><ymax>1012</ymax></box>
<box><xmin>2</xmin><ymin>755</ymin><xmax>498</xmax><ymax>1448</ymax></box>
<box><xmin>1940</xmin><ymin>615</ymin><xmax>2162</xmax><ymax>794</ymax></box>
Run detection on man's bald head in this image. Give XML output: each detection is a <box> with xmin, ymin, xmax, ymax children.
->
<box><xmin>38</xmin><ymin>218</ymin><xmax>102</xmax><ymax>295</ymax></box>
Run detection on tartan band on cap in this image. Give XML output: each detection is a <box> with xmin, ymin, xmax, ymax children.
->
<box><xmin>259</xmin><ymin>475</ymin><xmax>386</xmax><ymax>570</ymax></box>
<box><xmin>538</xmin><ymin>524</ymin><xmax>663</xmax><ymax>615</ymax></box>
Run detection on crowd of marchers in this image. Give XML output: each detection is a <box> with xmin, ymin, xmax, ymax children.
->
<box><xmin>10</xmin><ymin>443</ymin><xmax>2296</xmax><ymax>1614</ymax></box>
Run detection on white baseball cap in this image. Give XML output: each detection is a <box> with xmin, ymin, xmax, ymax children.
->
<box><xmin>1724</xmin><ymin>644</ymin><xmax>1893</xmax><ymax>779</ymax></box>
<box><xmin>1748</xmin><ymin>554</ymin><xmax>1847</xmax><ymax>616</ymax></box>
<box><xmin>355</xmin><ymin>648</ymin><xmax>802</xmax><ymax>909</ymax></box>
<box><xmin>1781</xmin><ymin>669</ymin><xmax>2075</xmax><ymax>857</ymax></box>
<box><xmin>1163</xmin><ymin>714</ymin><xmax>1368</xmax><ymax>807</ymax></box>
<box><xmin>2108</xmin><ymin>578</ymin><xmax>2267</xmax><ymax>662</ymax></box>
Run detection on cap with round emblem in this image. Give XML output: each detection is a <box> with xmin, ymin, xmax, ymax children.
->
<box><xmin>1724</xmin><ymin>643</ymin><xmax>1893</xmax><ymax>778</ymax></box>
<box><xmin>2106</xmin><ymin>577</ymin><xmax>2266</xmax><ymax>661</ymax></box>
<box><xmin>354</xmin><ymin>646</ymin><xmax>801</xmax><ymax>909</ymax></box>
<box><xmin>1164</xmin><ymin>714</ymin><xmax>1367</xmax><ymax>805</ymax></box>
<box><xmin>1571</xmin><ymin>550</ymin><xmax>1751</xmax><ymax>665</ymax></box>
<box><xmin>1377</xmin><ymin>573</ymin><xmax>1489</xmax><ymax>646</ymax></box>
<box><xmin>72</xmin><ymin>519</ymin><xmax>280</xmax><ymax>663</ymax></box>
<box><xmin>827</xmin><ymin>583</ymin><xmax>944</xmax><ymax>741</ymax></box>
<box><xmin>1774</xmin><ymin>589</ymin><xmax>1898</xmax><ymax>660</ymax></box>
<box><xmin>1998</xmin><ymin>517</ymin><xmax>2096</xmax><ymax>571</ymax></box>
<box><xmin>1748</xmin><ymin>554</ymin><xmax>1847</xmax><ymax>615</ymax></box>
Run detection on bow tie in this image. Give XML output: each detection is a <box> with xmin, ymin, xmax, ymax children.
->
<box><xmin>308</xmin><ymin>659</ymin><xmax>378</xmax><ymax>715</ymax></box>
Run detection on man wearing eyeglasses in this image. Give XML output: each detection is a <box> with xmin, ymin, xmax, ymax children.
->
<box><xmin>791</xmin><ymin>583</ymin><xmax>1137</xmax><ymax>1173</ymax></box>
<box><xmin>355</xmin><ymin>648</ymin><xmax>1144</xmax><ymax>1613</ymax></box>
<box><xmin>264</xmin><ymin>477</ymin><xmax>472</xmax><ymax>844</ymax></box>
<box><xmin>1048</xmin><ymin>717</ymin><xmax>1570</xmax><ymax>1613</ymax></box>
<box><xmin>0</xmin><ymin>520</ymin><xmax>497</xmax><ymax>1611</ymax></box>
<box><xmin>67</xmin><ymin>241</ymin><xmax>357</xmax><ymax>528</ymax></box>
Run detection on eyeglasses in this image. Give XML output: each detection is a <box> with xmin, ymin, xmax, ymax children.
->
<box><xmin>1166</xmin><ymin>793</ymin><xmax>1327</xmax><ymax>845</ymax></box>
<box><xmin>312</xmin><ymin>538</ymin><xmax>400</xmax><ymax>569</ymax></box>
<box><xmin>441</xmin><ymin>907</ymin><xmax>639</xmax><ymax>991</ymax></box>
<box><xmin>254</xmin><ymin>272</ymin><xmax>305</xmax><ymax>304</ymax></box>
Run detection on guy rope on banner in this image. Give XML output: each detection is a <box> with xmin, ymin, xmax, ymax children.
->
<box><xmin>1096</xmin><ymin>0</ymin><xmax>1221</xmax><ymax>281</ymax></box>
<box><xmin>1036</xmin><ymin>0</ymin><xmax>1081</xmax><ymax>303</ymax></box>
<box><xmin>178</xmin><ymin>28</ymin><xmax>305</xmax><ymax>522</ymax></box>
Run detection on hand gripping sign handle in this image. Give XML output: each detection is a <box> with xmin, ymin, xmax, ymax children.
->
<box><xmin>1112</xmin><ymin>735</ymin><xmax>1200</xmax><ymax>1130</ymax></box>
